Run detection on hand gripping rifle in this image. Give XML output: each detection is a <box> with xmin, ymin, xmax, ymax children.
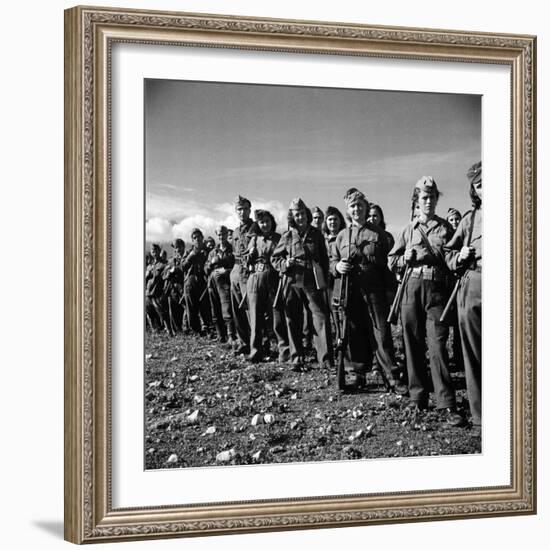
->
<box><xmin>333</xmin><ymin>225</ymin><xmax>353</xmax><ymax>391</ymax></box>
<box><xmin>440</xmin><ymin>207</ymin><xmax>477</xmax><ymax>323</ymax></box>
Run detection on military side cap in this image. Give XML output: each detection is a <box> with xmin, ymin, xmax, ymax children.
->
<box><xmin>344</xmin><ymin>189</ymin><xmax>368</xmax><ymax>207</ymax></box>
<box><xmin>446</xmin><ymin>207</ymin><xmax>461</xmax><ymax>218</ymax></box>
<box><xmin>415</xmin><ymin>176</ymin><xmax>438</xmax><ymax>193</ymax></box>
<box><xmin>289</xmin><ymin>197</ymin><xmax>307</xmax><ymax>210</ymax></box>
<box><xmin>190</xmin><ymin>227</ymin><xmax>203</xmax><ymax>237</ymax></box>
<box><xmin>467</xmin><ymin>161</ymin><xmax>482</xmax><ymax>184</ymax></box>
<box><xmin>234</xmin><ymin>195</ymin><xmax>251</xmax><ymax>207</ymax></box>
<box><xmin>216</xmin><ymin>224</ymin><xmax>228</xmax><ymax>234</ymax></box>
<box><xmin>151</xmin><ymin>243</ymin><xmax>161</xmax><ymax>251</ymax></box>
<box><xmin>171</xmin><ymin>238</ymin><xmax>185</xmax><ymax>248</ymax></box>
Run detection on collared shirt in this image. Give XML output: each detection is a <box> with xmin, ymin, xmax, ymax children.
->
<box><xmin>329</xmin><ymin>221</ymin><xmax>389</xmax><ymax>289</ymax></box>
<box><xmin>247</xmin><ymin>232</ymin><xmax>281</xmax><ymax>264</ymax></box>
<box><xmin>205</xmin><ymin>243</ymin><xmax>235</xmax><ymax>275</ymax></box>
<box><xmin>388</xmin><ymin>215</ymin><xmax>453</xmax><ymax>271</ymax></box>
<box><xmin>444</xmin><ymin>209</ymin><xmax>483</xmax><ymax>272</ymax></box>
<box><xmin>181</xmin><ymin>246</ymin><xmax>208</xmax><ymax>278</ymax></box>
<box><xmin>330</xmin><ymin>222</ymin><xmax>388</xmax><ymax>272</ymax></box>
<box><xmin>271</xmin><ymin>226</ymin><xmax>329</xmax><ymax>285</ymax></box>
<box><xmin>232</xmin><ymin>219</ymin><xmax>254</xmax><ymax>261</ymax></box>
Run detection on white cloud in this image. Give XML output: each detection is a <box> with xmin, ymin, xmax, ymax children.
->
<box><xmin>146</xmin><ymin>198</ymin><xmax>291</xmax><ymax>244</ymax></box>
<box><xmin>145</xmin><ymin>217</ymin><xmax>172</xmax><ymax>243</ymax></box>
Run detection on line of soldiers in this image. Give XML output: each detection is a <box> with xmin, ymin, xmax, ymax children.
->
<box><xmin>145</xmin><ymin>161</ymin><xmax>482</xmax><ymax>429</ymax></box>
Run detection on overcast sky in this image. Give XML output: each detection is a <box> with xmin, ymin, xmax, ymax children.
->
<box><xmin>145</xmin><ymin>79</ymin><xmax>481</xmax><ymax>243</ymax></box>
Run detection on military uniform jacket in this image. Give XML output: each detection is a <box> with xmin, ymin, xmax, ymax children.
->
<box><xmin>231</xmin><ymin>219</ymin><xmax>254</xmax><ymax>269</ymax></box>
<box><xmin>181</xmin><ymin>246</ymin><xmax>208</xmax><ymax>280</ymax></box>
<box><xmin>329</xmin><ymin>222</ymin><xmax>389</xmax><ymax>290</ymax></box>
<box><xmin>145</xmin><ymin>259</ymin><xmax>167</xmax><ymax>297</ymax></box>
<box><xmin>247</xmin><ymin>232</ymin><xmax>281</xmax><ymax>268</ymax></box>
<box><xmin>388</xmin><ymin>215</ymin><xmax>453</xmax><ymax>272</ymax></box>
<box><xmin>205</xmin><ymin>243</ymin><xmax>235</xmax><ymax>276</ymax></box>
<box><xmin>271</xmin><ymin>226</ymin><xmax>329</xmax><ymax>287</ymax></box>
<box><xmin>444</xmin><ymin>209</ymin><xmax>482</xmax><ymax>272</ymax></box>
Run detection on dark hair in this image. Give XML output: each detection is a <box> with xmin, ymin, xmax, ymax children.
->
<box><xmin>252</xmin><ymin>209</ymin><xmax>277</xmax><ymax>233</ymax></box>
<box><xmin>322</xmin><ymin>206</ymin><xmax>346</xmax><ymax>235</ymax></box>
<box><xmin>287</xmin><ymin>205</ymin><xmax>312</xmax><ymax>229</ymax></box>
<box><xmin>367</xmin><ymin>203</ymin><xmax>386</xmax><ymax>230</ymax></box>
<box><xmin>470</xmin><ymin>183</ymin><xmax>482</xmax><ymax>208</ymax></box>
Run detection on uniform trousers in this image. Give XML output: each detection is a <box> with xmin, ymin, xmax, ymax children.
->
<box><xmin>230</xmin><ymin>265</ymin><xmax>251</xmax><ymax>347</ymax></box>
<box><xmin>208</xmin><ymin>271</ymin><xmax>234</xmax><ymax>340</ymax></box>
<box><xmin>183</xmin><ymin>275</ymin><xmax>212</xmax><ymax>334</ymax></box>
<box><xmin>284</xmin><ymin>283</ymin><xmax>330</xmax><ymax>364</ymax></box>
<box><xmin>365</xmin><ymin>288</ymin><xmax>398</xmax><ymax>382</ymax></box>
<box><xmin>146</xmin><ymin>296</ymin><xmax>170</xmax><ymax>332</ymax></box>
<box><xmin>400</xmin><ymin>275</ymin><xmax>456</xmax><ymax>409</ymax></box>
<box><xmin>247</xmin><ymin>269</ymin><xmax>289</xmax><ymax>361</ymax></box>
<box><xmin>457</xmin><ymin>269</ymin><xmax>481</xmax><ymax>425</ymax></box>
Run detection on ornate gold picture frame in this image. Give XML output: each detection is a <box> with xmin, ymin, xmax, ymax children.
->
<box><xmin>64</xmin><ymin>5</ymin><xmax>536</xmax><ymax>544</ymax></box>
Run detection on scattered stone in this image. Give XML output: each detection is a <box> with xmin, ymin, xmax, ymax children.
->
<box><xmin>166</xmin><ymin>454</ymin><xmax>178</xmax><ymax>464</ymax></box>
<box><xmin>147</xmin><ymin>448</ymin><xmax>155</xmax><ymax>454</ymax></box>
<box><xmin>216</xmin><ymin>449</ymin><xmax>236</xmax><ymax>462</ymax></box>
<box><xmin>189</xmin><ymin>375</ymin><xmax>199</xmax><ymax>382</ymax></box>
<box><xmin>252</xmin><ymin>450</ymin><xmax>263</xmax><ymax>461</ymax></box>
<box><xmin>396</xmin><ymin>440</ymin><xmax>403</xmax><ymax>447</ymax></box>
<box><xmin>270</xmin><ymin>445</ymin><xmax>284</xmax><ymax>454</ymax></box>
<box><xmin>249</xmin><ymin>434</ymin><xmax>256</xmax><ymax>441</ymax></box>
<box><xmin>204</xmin><ymin>426</ymin><xmax>216</xmax><ymax>435</ymax></box>
<box><xmin>145</xmin><ymin>354</ymin><xmax>152</xmax><ymax>360</ymax></box>
<box><xmin>187</xmin><ymin>410</ymin><xmax>200</xmax><ymax>423</ymax></box>
<box><xmin>291</xmin><ymin>393</ymin><xmax>298</xmax><ymax>400</ymax></box>
<box><xmin>194</xmin><ymin>395</ymin><xmax>205</xmax><ymax>404</ymax></box>
<box><xmin>251</xmin><ymin>414</ymin><xmax>262</xmax><ymax>426</ymax></box>
<box><xmin>170</xmin><ymin>356</ymin><xmax>178</xmax><ymax>362</ymax></box>
<box><xmin>264</xmin><ymin>413</ymin><xmax>275</xmax><ymax>424</ymax></box>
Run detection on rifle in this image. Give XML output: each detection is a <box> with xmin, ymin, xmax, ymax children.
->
<box><xmin>387</xmin><ymin>203</ymin><xmax>416</xmax><ymax>325</ymax></box>
<box><xmin>387</xmin><ymin>266</ymin><xmax>412</xmax><ymax>325</ymax></box>
<box><xmin>440</xmin><ymin>208</ymin><xmax>477</xmax><ymax>323</ymax></box>
<box><xmin>333</xmin><ymin>225</ymin><xmax>353</xmax><ymax>391</ymax></box>
<box><xmin>273</xmin><ymin>233</ymin><xmax>292</xmax><ymax>310</ymax></box>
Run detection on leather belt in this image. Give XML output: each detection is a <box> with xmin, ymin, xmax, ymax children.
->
<box><xmin>410</xmin><ymin>265</ymin><xmax>446</xmax><ymax>281</ymax></box>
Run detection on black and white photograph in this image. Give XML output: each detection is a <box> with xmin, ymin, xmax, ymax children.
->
<box><xmin>144</xmin><ymin>78</ymin><xmax>482</xmax><ymax>470</ymax></box>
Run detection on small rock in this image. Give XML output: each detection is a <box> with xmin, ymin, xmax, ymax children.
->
<box><xmin>270</xmin><ymin>445</ymin><xmax>284</xmax><ymax>454</ymax></box>
<box><xmin>204</xmin><ymin>426</ymin><xmax>216</xmax><ymax>435</ymax></box>
<box><xmin>216</xmin><ymin>449</ymin><xmax>236</xmax><ymax>462</ymax></box>
<box><xmin>252</xmin><ymin>450</ymin><xmax>263</xmax><ymax>461</ymax></box>
<box><xmin>264</xmin><ymin>413</ymin><xmax>275</xmax><ymax>424</ymax></box>
<box><xmin>328</xmin><ymin>396</ymin><xmax>335</xmax><ymax>402</ymax></box>
<box><xmin>145</xmin><ymin>354</ymin><xmax>153</xmax><ymax>360</ymax></box>
<box><xmin>148</xmin><ymin>380</ymin><xmax>161</xmax><ymax>388</ymax></box>
<box><xmin>291</xmin><ymin>393</ymin><xmax>298</xmax><ymax>400</ymax></box>
<box><xmin>396</xmin><ymin>440</ymin><xmax>403</xmax><ymax>447</ymax></box>
<box><xmin>147</xmin><ymin>448</ymin><xmax>155</xmax><ymax>454</ymax></box>
<box><xmin>166</xmin><ymin>454</ymin><xmax>178</xmax><ymax>464</ymax></box>
<box><xmin>170</xmin><ymin>356</ymin><xmax>178</xmax><ymax>362</ymax></box>
<box><xmin>249</xmin><ymin>434</ymin><xmax>256</xmax><ymax>441</ymax></box>
<box><xmin>189</xmin><ymin>375</ymin><xmax>199</xmax><ymax>382</ymax></box>
<box><xmin>187</xmin><ymin>410</ymin><xmax>200</xmax><ymax>423</ymax></box>
<box><xmin>194</xmin><ymin>395</ymin><xmax>205</xmax><ymax>404</ymax></box>
<box><xmin>251</xmin><ymin>414</ymin><xmax>262</xmax><ymax>426</ymax></box>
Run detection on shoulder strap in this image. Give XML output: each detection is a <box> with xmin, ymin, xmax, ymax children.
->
<box><xmin>415</xmin><ymin>222</ymin><xmax>446</xmax><ymax>266</ymax></box>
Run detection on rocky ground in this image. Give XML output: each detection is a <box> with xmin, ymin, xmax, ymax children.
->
<box><xmin>144</xmin><ymin>329</ymin><xmax>481</xmax><ymax>470</ymax></box>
